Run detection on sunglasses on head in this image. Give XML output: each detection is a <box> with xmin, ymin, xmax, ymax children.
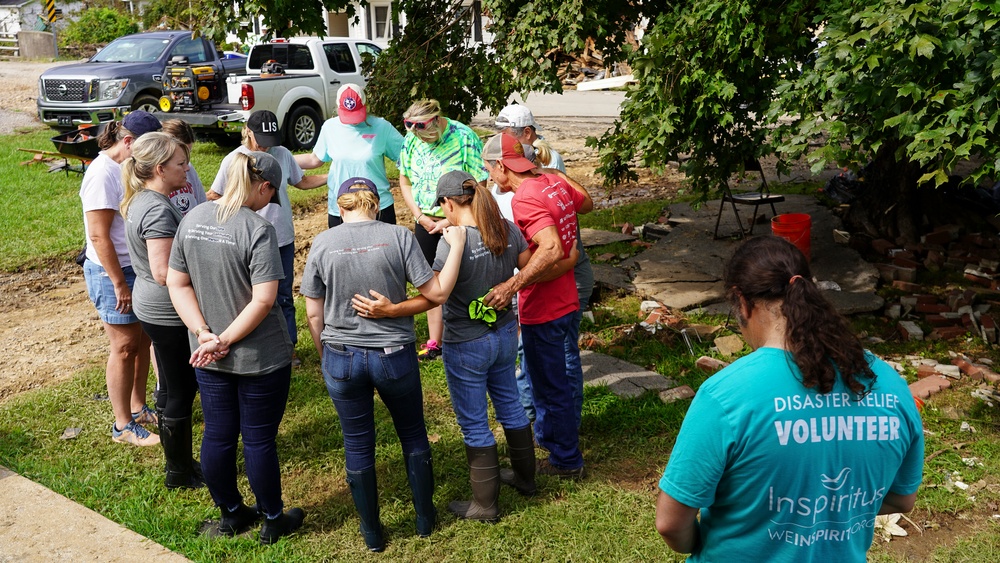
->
<box><xmin>404</xmin><ymin>117</ymin><xmax>437</xmax><ymax>131</ymax></box>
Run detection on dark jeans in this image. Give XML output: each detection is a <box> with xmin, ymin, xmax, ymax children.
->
<box><xmin>521</xmin><ymin>311</ymin><xmax>584</xmax><ymax>470</ymax></box>
<box><xmin>328</xmin><ymin>205</ymin><xmax>397</xmax><ymax>228</ymax></box>
<box><xmin>196</xmin><ymin>364</ymin><xmax>291</xmax><ymax>518</ymax></box>
<box><xmin>322</xmin><ymin>342</ymin><xmax>430</xmax><ymax>472</ymax></box>
<box><xmin>142</xmin><ymin>321</ymin><xmax>198</xmax><ymax>418</ymax></box>
<box><xmin>278</xmin><ymin>243</ymin><xmax>297</xmax><ymax>346</ymax></box>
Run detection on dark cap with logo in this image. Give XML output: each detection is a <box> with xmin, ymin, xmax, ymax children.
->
<box><xmin>248</xmin><ymin>151</ymin><xmax>283</xmax><ymax>205</ymax></box>
<box><xmin>247</xmin><ymin>110</ymin><xmax>282</xmax><ymax>147</ymax></box>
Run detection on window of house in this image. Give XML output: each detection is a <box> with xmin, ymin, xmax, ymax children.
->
<box><xmin>370</xmin><ymin>4</ymin><xmax>392</xmax><ymax>41</ymax></box>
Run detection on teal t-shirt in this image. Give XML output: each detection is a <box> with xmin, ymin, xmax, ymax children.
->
<box><xmin>659</xmin><ymin>348</ymin><xmax>924</xmax><ymax>563</ymax></box>
<box><xmin>313</xmin><ymin>116</ymin><xmax>404</xmax><ymax>216</ymax></box>
<box><xmin>398</xmin><ymin>118</ymin><xmax>488</xmax><ymax>217</ymax></box>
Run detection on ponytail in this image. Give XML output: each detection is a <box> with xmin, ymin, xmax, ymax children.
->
<box><xmin>447</xmin><ymin>181</ymin><xmax>507</xmax><ymax>255</ymax></box>
<box><xmin>724</xmin><ymin>236</ymin><xmax>874</xmax><ymax>396</ymax></box>
<box><xmin>217</xmin><ymin>152</ymin><xmax>258</xmax><ymax>223</ymax></box>
<box><xmin>533</xmin><ymin>138</ymin><xmax>553</xmax><ymax>167</ymax></box>
<box><xmin>120</xmin><ymin>132</ymin><xmax>187</xmax><ymax>219</ymax></box>
<box><xmin>98</xmin><ymin>121</ymin><xmax>127</xmax><ymax>151</ymax></box>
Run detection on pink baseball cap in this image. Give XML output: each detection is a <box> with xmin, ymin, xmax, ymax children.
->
<box><xmin>337</xmin><ymin>84</ymin><xmax>367</xmax><ymax>125</ymax></box>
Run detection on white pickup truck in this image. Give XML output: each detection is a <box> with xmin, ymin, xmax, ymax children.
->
<box><xmin>155</xmin><ymin>37</ymin><xmax>383</xmax><ymax>150</ymax></box>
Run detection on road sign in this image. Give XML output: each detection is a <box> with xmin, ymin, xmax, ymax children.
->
<box><xmin>44</xmin><ymin>0</ymin><xmax>57</xmax><ymax>23</ymax></box>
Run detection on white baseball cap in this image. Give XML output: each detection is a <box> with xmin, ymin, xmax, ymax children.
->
<box><xmin>495</xmin><ymin>104</ymin><xmax>537</xmax><ymax>129</ymax></box>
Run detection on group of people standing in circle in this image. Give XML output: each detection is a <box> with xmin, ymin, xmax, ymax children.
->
<box><xmin>77</xmin><ymin>83</ymin><xmax>924</xmax><ymax>560</ymax></box>
<box><xmin>79</xmin><ymin>85</ymin><xmax>595</xmax><ymax>550</ymax></box>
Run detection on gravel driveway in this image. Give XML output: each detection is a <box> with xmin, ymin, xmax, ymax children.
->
<box><xmin>0</xmin><ymin>60</ymin><xmax>76</xmax><ymax>134</ymax></box>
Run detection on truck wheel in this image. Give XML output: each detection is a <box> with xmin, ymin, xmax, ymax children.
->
<box><xmin>285</xmin><ymin>106</ymin><xmax>321</xmax><ymax>150</ymax></box>
<box><xmin>131</xmin><ymin>95</ymin><xmax>160</xmax><ymax>114</ymax></box>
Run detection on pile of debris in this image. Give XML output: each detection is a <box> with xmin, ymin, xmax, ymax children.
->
<box><xmin>867</xmin><ymin>225</ymin><xmax>1000</xmax><ymax>342</ymax></box>
<box><xmin>555</xmin><ymin>36</ymin><xmax>635</xmax><ymax>87</ymax></box>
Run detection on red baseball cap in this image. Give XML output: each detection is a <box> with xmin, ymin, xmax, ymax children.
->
<box><xmin>482</xmin><ymin>133</ymin><xmax>535</xmax><ymax>173</ymax></box>
<box><xmin>337</xmin><ymin>84</ymin><xmax>367</xmax><ymax>125</ymax></box>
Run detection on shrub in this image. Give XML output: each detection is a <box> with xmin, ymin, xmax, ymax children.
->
<box><xmin>59</xmin><ymin>7</ymin><xmax>138</xmax><ymax>50</ymax></box>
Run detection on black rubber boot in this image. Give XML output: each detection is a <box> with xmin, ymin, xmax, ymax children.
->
<box><xmin>499</xmin><ymin>425</ymin><xmax>537</xmax><ymax>496</ymax></box>
<box><xmin>259</xmin><ymin>507</ymin><xmax>305</xmax><ymax>545</ymax></box>
<box><xmin>448</xmin><ymin>444</ymin><xmax>500</xmax><ymax>522</ymax></box>
<box><xmin>405</xmin><ymin>449</ymin><xmax>437</xmax><ymax>537</ymax></box>
<box><xmin>161</xmin><ymin>415</ymin><xmax>205</xmax><ymax>489</ymax></box>
<box><xmin>346</xmin><ymin>468</ymin><xmax>385</xmax><ymax>552</ymax></box>
<box><xmin>219</xmin><ymin>502</ymin><xmax>260</xmax><ymax>536</ymax></box>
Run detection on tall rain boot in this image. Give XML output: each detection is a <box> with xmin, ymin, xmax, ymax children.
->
<box><xmin>346</xmin><ymin>468</ymin><xmax>385</xmax><ymax>552</ymax></box>
<box><xmin>405</xmin><ymin>449</ymin><xmax>437</xmax><ymax>537</ymax></box>
<box><xmin>448</xmin><ymin>444</ymin><xmax>500</xmax><ymax>522</ymax></box>
<box><xmin>499</xmin><ymin>425</ymin><xmax>537</xmax><ymax>495</ymax></box>
<box><xmin>161</xmin><ymin>415</ymin><xmax>205</xmax><ymax>489</ymax></box>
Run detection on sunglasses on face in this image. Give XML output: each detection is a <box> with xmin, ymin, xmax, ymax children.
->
<box><xmin>404</xmin><ymin>117</ymin><xmax>437</xmax><ymax>131</ymax></box>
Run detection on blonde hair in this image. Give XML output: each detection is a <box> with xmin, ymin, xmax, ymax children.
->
<box><xmin>241</xmin><ymin>126</ymin><xmax>256</xmax><ymax>149</ymax></box>
<box><xmin>532</xmin><ymin>138</ymin><xmax>553</xmax><ymax>167</ymax></box>
<box><xmin>161</xmin><ymin>119</ymin><xmax>195</xmax><ymax>145</ymax></box>
<box><xmin>121</xmin><ymin>132</ymin><xmax>188</xmax><ymax>218</ymax></box>
<box><xmin>217</xmin><ymin>152</ymin><xmax>268</xmax><ymax>223</ymax></box>
<box><xmin>337</xmin><ymin>186</ymin><xmax>380</xmax><ymax>219</ymax></box>
<box><xmin>403</xmin><ymin>98</ymin><xmax>443</xmax><ymax>143</ymax></box>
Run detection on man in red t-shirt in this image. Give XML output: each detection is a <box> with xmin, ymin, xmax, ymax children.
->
<box><xmin>481</xmin><ymin>133</ymin><xmax>593</xmax><ymax>477</ymax></box>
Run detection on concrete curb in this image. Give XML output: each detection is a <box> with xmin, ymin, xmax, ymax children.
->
<box><xmin>0</xmin><ymin>465</ymin><xmax>189</xmax><ymax>562</ymax></box>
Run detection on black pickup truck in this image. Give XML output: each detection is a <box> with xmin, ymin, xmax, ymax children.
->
<box><xmin>37</xmin><ymin>30</ymin><xmax>246</xmax><ymax>129</ymax></box>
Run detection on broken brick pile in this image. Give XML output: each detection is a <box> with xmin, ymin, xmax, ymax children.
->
<box><xmin>870</xmin><ymin>225</ymin><xmax>1000</xmax><ymax>342</ymax></box>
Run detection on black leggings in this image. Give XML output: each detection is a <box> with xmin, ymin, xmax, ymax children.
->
<box><xmin>328</xmin><ymin>205</ymin><xmax>398</xmax><ymax>228</ymax></box>
<box><xmin>142</xmin><ymin>321</ymin><xmax>199</xmax><ymax>419</ymax></box>
<box><xmin>414</xmin><ymin>219</ymin><xmax>443</xmax><ymax>265</ymax></box>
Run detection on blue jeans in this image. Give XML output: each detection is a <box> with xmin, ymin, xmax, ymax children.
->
<box><xmin>196</xmin><ymin>365</ymin><xmax>291</xmax><ymax>518</ymax></box>
<box><xmin>521</xmin><ymin>311</ymin><xmax>584</xmax><ymax>470</ymax></box>
<box><xmin>442</xmin><ymin>321</ymin><xmax>530</xmax><ymax>448</ymax></box>
<box><xmin>278</xmin><ymin>243</ymin><xmax>297</xmax><ymax>345</ymax></box>
<box><xmin>517</xmin><ymin>308</ymin><xmax>584</xmax><ymax>428</ymax></box>
<box><xmin>322</xmin><ymin>342</ymin><xmax>430</xmax><ymax>472</ymax></box>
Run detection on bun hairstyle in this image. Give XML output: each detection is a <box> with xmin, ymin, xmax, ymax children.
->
<box><xmin>120</xmin><ymin>132</ymin><xmax>188</xmax><ymax>218</ymax></box>
<box><xmin>337</xmin><ymin>184</ymin><xmax>380</xmax><ymax>218</ymax></box>
<box><xmin>723</xmin><ymin>236</ymin><xmax>875</xmax><ymax>396</ymax></box>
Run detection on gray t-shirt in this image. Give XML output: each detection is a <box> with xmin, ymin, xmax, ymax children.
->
<box><xmin>169</xmin><ymin>202</ymin><xmax>291</xmax><ymax>375</ymax></box>
<box><xmin>432</xmin><ymin>221</ymin><xmax>527</xmax><ymax>343</ymax></box>
<box><xmin>124</xmin><ymin>190</ymin><xmax>184</xmax><ymax>326</ymax></box>
<box><xmin>300</xmin><ymin>220</ymin><xmax>434</xmax><ymax>347</ymax></box>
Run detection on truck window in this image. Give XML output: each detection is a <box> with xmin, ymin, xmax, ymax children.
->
<box><xmin>248</xmin><ymin>44</ymin><xmax>315</xmax><ymax>71</ymax></box>
<box><xmin>169</xmin><ymin>37</ymin><xmax>209</xmax><ymax>64</ymax></box>
<box><xmin>92</xmin><ymin>38</ymin><xmax>171</xmax><ymax>63</ymax></box>
<box><xmin>323</xmin><ymin>43</ymin><xmax>357</xmax><ymax>74</ymax></box>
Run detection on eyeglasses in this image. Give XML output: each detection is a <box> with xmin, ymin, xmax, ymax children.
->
<box><xmin>404</xmin><ymin>117</ymin><xmax>437</xmax><ymax>131</ymax></box>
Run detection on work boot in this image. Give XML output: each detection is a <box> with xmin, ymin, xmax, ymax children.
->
<box><xmin>259</xmin><ymin>507</ymin><xmax>305</xmax><ymax>545</ymax></box>
<box><xmin>448</xmin><ymin>444</ymin><xmax>500</xmax><ymax>522</ymax></box>
<box><xmin>219</xmin><ymin>502</ymin><xmax>260</xmax><ymax>536</ymax></box>
<box><xmin>346</xmin><ymin>468</ymin><xmax>385</xmax><ymax>552</ymax></box>
<box><xmin>160</xmin><ymin>415</ymin><xmax>205</xmax><ymax>490</ymax></box>
<box><xmin>405</xmin><ymin>449</ymin><xmax>437</xmax><ymax>537</ymax></box>
<box><xmin>498</xmin><ymin>425</ymin><xmax>537</xmax><ymax>496</ymax></box>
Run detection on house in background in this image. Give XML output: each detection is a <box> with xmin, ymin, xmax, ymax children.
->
<box><xmin>0</xmin><ymin>0</ymin><xmax>42</xmax><ymax>36</ymax></box>
<box><xmin>323</xmin><ymin>0</ymin><xmax>489</xmax><ymax>47</ymax></box>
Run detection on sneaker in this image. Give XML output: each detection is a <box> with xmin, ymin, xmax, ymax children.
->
<box><xmin>536</xmin><ymin>459</ymin><xmax>584</xmax><ymax>480</ymax></box>
<box><xmin>131</xmin><ymin>404</ymin><xmax>158</xmax><ymax>426</ymax></box>
<box><xmin>259</xmin><ymin>507</ymin><xmax>306</xmax><ymax>545</ymax></box>
<box><xmin>112</xmin><ymin>420</ymin><xmax>160</xmax><ymax>447</ymax></box>
<box><xmin>417</xmin><ymin>340</ymin><xmax>441</xmax><ymax>361</ymax></box>
<box><xmin>291</xmin><ymin>354</ymin><xmax>302</xmax><ymax>368</ymax></box>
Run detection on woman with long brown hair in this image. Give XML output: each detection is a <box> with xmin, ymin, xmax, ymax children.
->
<box><xmin>357</xmin><ymin>171</ymin><xmax>577</xmax><ymax>522</ymax></box>
<box><xmin>655</xmin><ymin>236</ymin><xmax>924</xmax><ymax>562</ymax></box>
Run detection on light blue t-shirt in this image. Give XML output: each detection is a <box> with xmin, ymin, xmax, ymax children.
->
<box><xmin>312</xmin><ymin>116</ymin><xmax>404</xmax><ymax>216</ymax></box>
<box><xmin>660</xmin><ymin>348</ymin><xmax>924</xmax><ymax>563</ymax></box>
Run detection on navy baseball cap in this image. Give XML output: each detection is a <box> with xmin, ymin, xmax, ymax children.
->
<box><xmin>337</xmin><ymin>177</ymin><xmax>379</xmax><ymax>202</ymax></box>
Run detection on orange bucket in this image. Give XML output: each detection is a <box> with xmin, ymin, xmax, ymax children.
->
<box><xmin>771</xmin><ymin>213</ymin><xmax>812</xmax><ymax>260</ymax></box>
